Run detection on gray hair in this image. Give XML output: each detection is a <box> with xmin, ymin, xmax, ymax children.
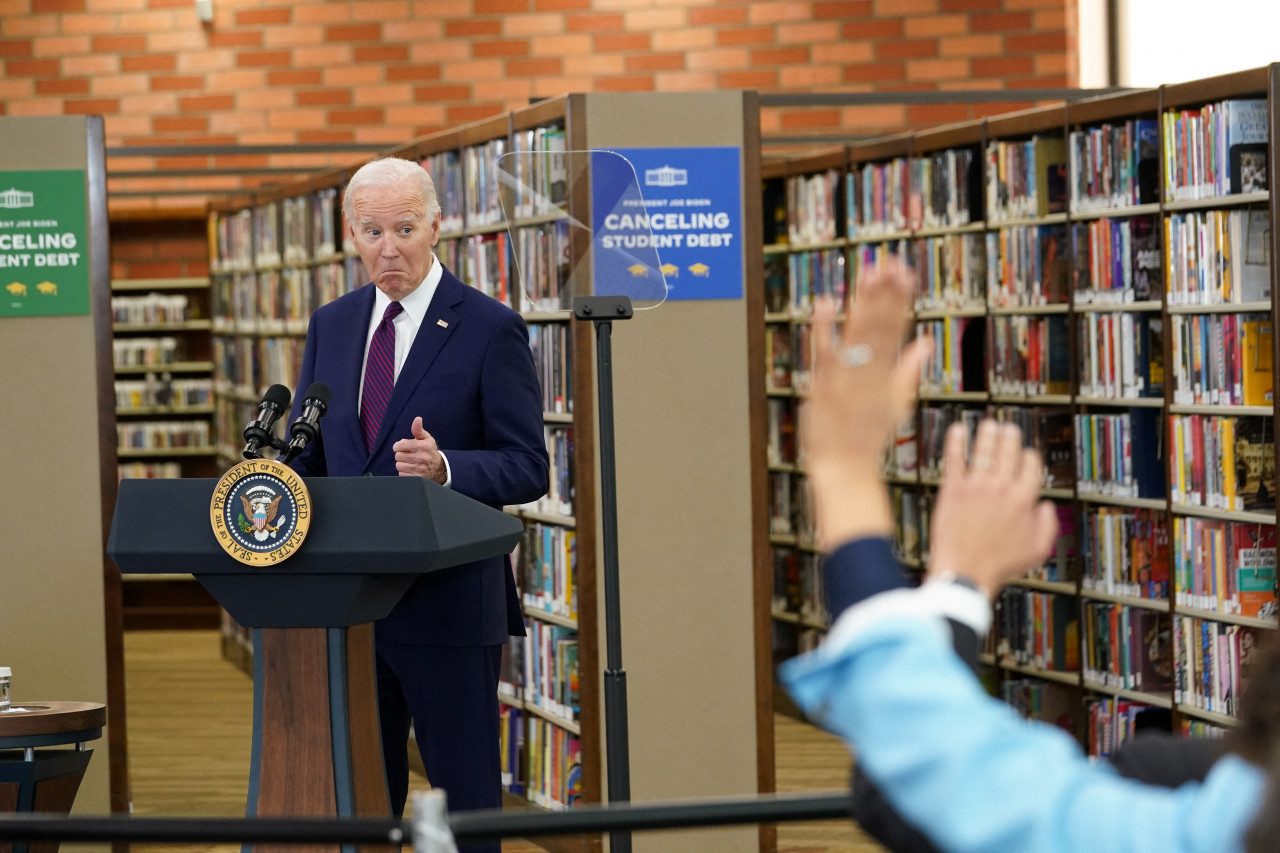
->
<box><xmin>343</xmin><ymin>156</ymin><xmax>441</xmax><ymax>224</ymax></box>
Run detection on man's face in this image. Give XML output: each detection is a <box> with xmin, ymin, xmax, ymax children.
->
<box><xmin>349</xmin><ymin>176</ymin><xmax>441</xmax><ymax>301</ymax></box>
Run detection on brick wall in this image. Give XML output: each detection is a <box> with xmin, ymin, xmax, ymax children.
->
<box><xmin>0</xmin><ymin>0</ymin><xmax>1076</xmax><ymax>207</ymax></box>
<box><xmin>109</xmin><ymin>215</ymin><xmax>209</xmax><ymax>279</ymax></box>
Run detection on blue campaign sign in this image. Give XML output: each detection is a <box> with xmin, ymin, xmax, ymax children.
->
<box><xmin>591</xmin><ymin>146</ymin><xmax>743</xmax><ymax>301</ymax></box>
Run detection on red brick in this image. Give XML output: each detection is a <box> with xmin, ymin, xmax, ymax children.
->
<box><xmin>387</xmin><ymin>64</ymin><xmax>443</xmax><ymax>81</ymax></box>
<box><xmin>445</xmin><ymin>20</ymin><xmax>502</xmax><ymax>37</ymax></box>
<box><xmin>355</xmin><ymin>44</ymin><xmax>409</xmax><ymax>62</ymax></box>
<box><xmin>717</xmin><ymin>27</ymin><xmax>773</xmax><ymax>45</ymax></box>
<box><xmin>415</xmin><ymin>84</ymin><xmax>472</xmax><ymax>100</ymax></box>
<box><xmin>972</xmin><ymin>56</ymin><xmax>1033</xmax><ymax>75</ymax></box>
<box><xmin>1006</xmin><ymin>33</ymin><xmax>1067</xmax><ymax>52</ymax></box>
<box><xmin>596</xmin><ymin>76</ymin><xmax>655</xmax><ymax>92</ymax></box>
<box><xmin>236</xmin><ymin>8</ymin><xmax>291</xmax><ymax>25</ymax></box>
<box><xmin>268</xmin><ymin>69</ymin><xmax>323</xmax><ymax>86</ymax></box>
<box><xmin>842</xmin><ymin>19</ymin><xmax>903</xmax><ymax>38</ymax></box>
<box><xmin>971</xmin><ymin>12</ymin><xmax>1033</xmax><ymax>31</ymax></box>
<box><xmin>122</xmin><ymin>54</ymin><xmax>177</xmax><ymax>72</ymax></box>
<box><xmin>0</xmin><ymin>39</ymin><xmax>35</xmax><ymax>57</ymax></box>
<box><xmin>751</xmin><ymin>47</ymin><xmax>809</xmax><ymax>65</ymax></box>
<box><xmin>149</xmin><ymin>0</ymin><xmax>194</xmax><ymax>7</ymax></box>
<box><xmin>567</xmin><ymin>13</ymin><xmax>622</xmax><ymax>31</ymax></box>
<box><xmin>64</xmin><ymin>98</ymin><xmax>119</xmax><ymax>114</ymax></box>
<box><xmin>507</xmin><ymin>57</ymin><xmax>561</xmax><ymax>75</ymax></box>
<box><xmin>779</xmin><ymin>109</ymin><xmax>842</xmax><ymax>130</ymax></box>
<box><xmin>325</xmin><ymin>24</ymin><xmax>381</xmax><ymax>41</ymax></box>
<box><xmin>237</xmin><ymin>50</ymin><xmax>291</xmax><ymax>67</ymax></box>
<box><xmin>208</xmin><ymin>31</ymin><xmax>265</xmax><ymax>48</ymax></box>
<box><xmin>6</xmin><ymin>59</ymin><xmax>58</xmax><ymax>75</ymax></box>
<box><xmin>907</xmin><ymin>104</ymin><xmax>971</xmax><ymax>124</ymax></box>
<box><xmin>690</xmin><ymin>7</ymin><xmax>748</xmax><ymax>25</ymax></box>
<box><xmin>298</xmin><ymin>89</ymin><xmax>353</xmax><ymax>106</ymax></box>
<box><xmin>296</xmin><ymin>130</ymin><xmax>355</xmax><ymax>144</ymax></box>
<box><xmin>475</xmin><ymin>0</ymin><xmax>528</xmax><ymax>12</ymax></box>
<box><xmin>534</xmin><ymin>0</ymin><xmax>589</xmax><ymax>8</ymax></box>
<box><xmin>719</xmin><ymin>70</ymin><xmax>780</xmax><ymax>87</ymax></box>
<box><xmin>472</xmin><ymin>39</ymin><xmax>530</xmax><ymax>57</ymax></box>
<box><xmin>180</xmin><ymin>94</ymin><xmax>234</xmax><ymax>111</ymax></box>
<box><xmin>625</xmin><ymin>52</ymin><xmax>683</xmax><ymax>72</ymax></box>
<box><xmin>128</xmin><ymin>261</ymin><xmax>185</xmax><ymax>279</ymax></box>
<box><xmin>36</xmin><ymin>77</ymin><xmax>89</xmax><ymax>95</ymax></box>
<box><xmin>595</xmin><ymin>33</ymin><xmax>649</xmax><ymax>51</ymax></box>
<box><xmin>877</xmin><ymin>39</ymin><xmax>940</xmax><ymax>60</ymax></box>
<box><xmin>153</xmin><ymin>116</ymin><xmax>209</xmax><ymax>133</ymax></box>
<box><xmin>150</xmin><ymin>75</ymin><xmax>204</xmax><ymax>91</ymax></box>
<box><xmin>940</xmin><ymin>0</ymin><xmax>1001</xmax><ymax>8</ymax></box>
<box><xmin>813</xmin><ymin>0</ymin><xmax>872</xmax><ymax>16</ymax></box>
<box><xmin>33</xmin><ymin>0</ymin><xmax>84</xmax><ymax>11</ymax></box>
<box><xmin>843</xmin><ymin>62</ymin><xmax>906</xmax><ymax>82</ymax></box>
<box><xmin>974</xmin><ymin>101</ymin><xmax>1035</xmax><ymax>118</ymax></box>
<box><xmin>329</xmin><ymin>107</ymin><xmax>384</xmax><ymax>125</ymax></box>
<box><xmin>92</xmin><ymin>35</ymin><xmax>145</xmax><ymax>52</ymax></box>
<box><xmin>445</xmin><ymin>103</ymin><xmax>504</xmax><ymax>123</ymax></box>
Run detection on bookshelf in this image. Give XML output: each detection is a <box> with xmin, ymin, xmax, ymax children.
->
<box><xmin>208</xmin><ymin>92</ymin><xmax>768</xmax><ymax>853</ymax></box>
<box><xmin>761</xmin><ymin>65</ymin><xmax>1280</xmax><ymax>753</ymax></box>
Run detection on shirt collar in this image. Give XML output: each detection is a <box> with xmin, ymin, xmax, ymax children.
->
<box><xmin>371</xmin><ymin>253</ymin><xmax>442</xmax><ymax>326</ymax></box>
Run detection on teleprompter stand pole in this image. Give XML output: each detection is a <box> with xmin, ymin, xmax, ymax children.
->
<box><xmin>573</xmin><ymin>294</ymin><xmax>635</xmax><ymax>853</ymax></box>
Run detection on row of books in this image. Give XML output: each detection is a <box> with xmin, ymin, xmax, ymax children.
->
<box><xmin>214</xmin><ymin>398</ymin><xmax>254</xmax><ymax>458</ymax></box>
<box><xmin>115</xmin><ymin>377</ymin><xmax>213</xmax><ymax>410</ymax></box>
<box><xmin>763</xmin><ymin>323</ymin><xmax>813</xmax><ymax>393</ymax></box>
<box><xmin>505</xmin><ymin>126</ymin><xmax>569</xmax><ymax>219</ymax></box>
<box><xmin>890</xmin><ymin>485</ymin><xmax>929</xmax><ymax>565</ymax></box>
<box><xmin>985</xmin><ymin>136</ymin><xmax>1068</xmax><ymax>222</ymax></box>
<box><xmin>771</xmin><ymin>547</ymin><xmax>826</xmax><ymax>625</ymax></box>
<box><xmin>847</xmin><ymin>159</ymin><xmax>907</xmax><ymax>237</ymax></box>
<box><xmin>211</xmin><ymin>261</ymin><xmax>367</xmax><ymax>333</ymax></box>
<box><xmin>1070</xmin><ymin>215</ymin><xmax>1160</xmax><ymax>302</ymax></box>
<box><xmin>117</xmin><ymin>461</ymin><xmax>183</xmax><ymax>480</ymax></box>
<box><xmin>1170</xmin><ymin>314</ymin><xmax>1273</xmax><ymax>407</ymax></box>
<box><xmin>1074</xmin><ymin>409</ymin><xmax>1165</xmax><ymax>499</ymax></box>
<box><xmin>1081</xmin><ymin>507</ymin><xmax>1169</xmax><ymax>600</ymax></box>
<box><xmin>847</xmin><ymin>149</ymin><xmax>980</xmax><ymax>236</ymax></box>
<box><xmin>986</xmin><ymin>313</ymin><xmax>1070</xmax><ymax>397</ymax></box>
<box><xmin>917</xmin><ymin>315</ymin><xmax>985</xmax><ymax>394</ymax></box>
<box><xmin>768</xmin><ymin>470</ymin><xmax>814</xmax><ymax>542</ymax></box>
<box><xmin>917</xmin><ymin>404</ymin><xmax>983</xmax><ymax>478</ymax></box>
<box><xmin>996</xmin><ymin>587</ymin><xmax>1079</xmax><ymax>672</ymax></box>
<box><xmin>1173</xmin><ymin>616</ymin><xmax>1260</xmax><ymax>716</ymax></box>
<box><xmin>786</xmin><ymin>168</ymin><xmax>841</xmax><ymax>246</ymax></box>
<box><xmin>213</xmin><ymin>336</ymin><xmax>305</xmax><ymax>400</ymax></box>
<box><xmin>458</xmin><ymin>232</ymin><xmax>510</xmax><ymax>307</ymax></box>
<box><xmin>523</xmin><ymin>620</ymin><xmax>579</xmax><ymax>722</ymax></box>
<box><xmin>465</xmin><ymin>138</ymin><xmax>509</xmax><ymax>227</ymax></box>
<box><xmin>112</xmin><ymin>336</ymin><xmax>186</xmax><ymax>367</ymax></box>
<box><xmin>529</xmin><ymin>323</ymin><xmax>572</xmax><ymax>415</ymax></box>
<box><xmin>1162</xmin><ymin>98</ymin><xmax>1268</xmax><ymax>202</ymax></box>
<box><xmin>117</xmin><ymin>420</ymin><xmax>211</xmax><ymax>450</ymax></box>
<box><xmin>1168</xmin><ymin>414</ymin><xmax>1275</xmax><ymax>511</ymax></box>
<box><xmin>1077</xmin><ymin>311</ymin><xmax>1164</xmax><ymax>400</ymax></box>
<box><xmin>989</xmin><ymin>406</ymin><xmax>1074</xmax><ymax>487</ymax></box>
<box><xmin>540</xmin><ymin>426</ymin><xmax>574</xmax><ymax>517</ymax></box>
<box><xmin>1087</xmin><ymin>697</ymin><xmax>1157</xmax><ymax>759</ymax></box>
<box><xmin>1002</xmin><ymin>679</ymin><xmax>1078</xmax><ymax>735</ymax></box>
<box><xmin>112</xmin><ymin>294</ymin><xmax>193</xmax><ymax>325</ymax></box>
<box><xmin>766</xmin><ymin>397</ymin><xmax>798</xmax><ymax>468</ymax></box>
<box><xmin>1172</xmin><ymin>518</ymin><xmax>1277</xmax><ymax>617</ymax></box>
<box><xmin>985</xmin><ymin>223</ymin><xmax>1070</xmax><ymax>307</ymax></box>
<box><xmin>1067</xmin><ymin>119</ymin><xmax>1159</xmax><ymax>212</ymax></box>
<box><xmin>521</xmin><ymin>522</ymin><xmax>577</xmax><ymax>621</ymax></box>
<box><xmin>912</xmin><ymin>232</ymin><xmax>985</xmax><ymax>310</ymax></box>
<box><xmin>776</xmin><ymin>248</ymin><xmax>846</xmax><ymax>314</ymax></box>
<box><xmin>512</xmin><ymin>222</ymin><xmax>572</xmax><ymax>313</ymax></box>
<box><xmin>496</xmin><ymin>701</ymin><xmax>584</xmax><ymax>810</ymax></box>
<box><xmin>1164</xmin><ymin>208</ymin><xmax>1271</xmax><ymax>305</ymax></box>
<box><xmin>422</xmin><ymin>151</ymin><xmax>465</xmax><ymax>234</ymax></box>
<box><xmin>1082</xmin><ymin>602</ymin><xmax>1172</xmax><ymax>693</ymax></box>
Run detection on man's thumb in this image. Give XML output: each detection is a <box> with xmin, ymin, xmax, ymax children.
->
<box><xmin>412</xmin><ymin>416</ymin><xmax>428</xmax><ymax>437</ymax></box>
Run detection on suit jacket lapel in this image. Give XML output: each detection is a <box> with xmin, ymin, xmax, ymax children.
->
<box><xmin>338</xmin><ymin>285</ymin><xmax>376</xmax><ymax>456</ymax></box>
<box><xmin>368</xmin><ymin>270</ymin><xmax>463</xmax><ymax>457</ymax></box>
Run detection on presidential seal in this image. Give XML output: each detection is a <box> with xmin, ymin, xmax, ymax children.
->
<box><xmin>209</xmin><ymin>458</ymin><xmax>311</xmax><ymax>566</ymax></box>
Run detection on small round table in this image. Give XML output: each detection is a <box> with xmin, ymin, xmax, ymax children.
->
<box><xmin>0</xmin><ymin>702</ymin><xmax>107</xmax><ymax>853</ymax></box>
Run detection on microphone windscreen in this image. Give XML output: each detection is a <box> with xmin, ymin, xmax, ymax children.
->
<box><xmin>263</xmin><ymin>383</ymin><xmax>292</xmax><ymax>410</ymax></box>
<box><xmin>304</xmin><ymin>382</ymin><xmax>332</xmax><ymax>406</ymax></box>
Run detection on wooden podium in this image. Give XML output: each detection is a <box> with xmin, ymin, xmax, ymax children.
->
<box><xmin>107</xmin><ymin>476</ymin><xmax>523</xmax><ymax>851</ymax></box>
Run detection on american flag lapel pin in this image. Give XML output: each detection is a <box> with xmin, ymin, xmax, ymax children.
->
<box><xmin>437</xmin><ymin>319</ymin><xmax>449</xmax><ymax>328</ymax></box>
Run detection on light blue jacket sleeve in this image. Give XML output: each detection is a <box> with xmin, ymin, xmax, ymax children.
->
<box><xmin>779</xmin><ymin>590</ymin><xmax>1264</xmax><ymax>853</ymax></box>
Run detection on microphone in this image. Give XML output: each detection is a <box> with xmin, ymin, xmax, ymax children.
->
<box><xmin>279</xmin><ymin>382</ymin><xmax>331</xmax><ymax>464</ymax></box>
<box><xmin>241</xmin><ymin>384</ymin><xmax>292</xmax><ymax>460</ymax></box>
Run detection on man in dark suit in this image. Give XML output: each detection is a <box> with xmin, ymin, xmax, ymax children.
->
<box><xmin>287</xmin><ymin>156</ymin><xmax>549</xmax><ymax>844</ymax></box>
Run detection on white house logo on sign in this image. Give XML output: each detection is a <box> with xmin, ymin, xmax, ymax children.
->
<box><xmin>644</xmin><ymin>166</ymin><xmax>688</xmax><ymax>188</ymax></box>
<box><xmin>0</xmin><ymin>189</ymin><xmax>34</xmax><ymax>209</ymax></box>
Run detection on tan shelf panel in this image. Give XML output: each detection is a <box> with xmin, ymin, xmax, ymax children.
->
<box><xmin>988</xmin><ymin>303</ymin><xmax>1070</xmax><ymax>315</ymax></box>
<box><xmin>1076</xmin><ymin>396</ymin><xmax>1164</xmax><ymax>408</ymax></box>
<box><xmin>117</xmin><ymin>446</ymin><xmax>218</xmax><ymax>458</ymax></box>
<box><xmin>523</xmin><ymin>606</ymin><xmax>578</xmax><ymax>630</ymax></box>
<box><xmin>1170</xmin><ymin>503</ymin><xmax>1277</xmax><ymax>525</ymax></box>
<box><xmin>1162</xmin><ymin>190</ymin><xmax>1269</xmax><ymax>212</ymax></box>
<box><xmin>114</xmin><ymin>361</ymin><xmax>214</xmax><ymax>374</ymax></box>
<box><xmin>1079</xmin><ymin>588</ymin><xmax>1170</xmax><ymax>611</ymax></box>
<box><xmin>1067</xmin><ymin>202</ymin><xmax>1161</xmax><ymax>221</ymax></box>
<box><xmin>1175</xmin><ymin>703</ymin><xmax>1240</xmax><ymax>727</ymax></box>
<box><xmin>1006</xmin><ymin>577</ymin><xmax>1076</xmax><ymax>595</ymax></box>
<box><xmin>117</xmin><ymin>405</ymin><xmax>216</xmax><ymax>416</ymax></box>
<box><xmin>1169</xmin><ymin>404</ymin><xmax>1273</xmax><ymax>416</ymax></box>
<box><xmin>1073</xmin><ymin>299</ymin><xmax>1162</xmax><ymax>312</ymax></box>
<box><xmin>1173</xmin><ymin>604</ymin><xmax>1278</xmax><ymax>630</ymax></box>
<box><xmin>998</xmin><ymin>660</ymin><xmax>1080</xmax><ymax>686</ymax></box>
<box><xmin>1077</xmin><ymin>493</ymin><xmax>1165</xmax><ymax>510</ymax></box>
<box><xmin>523</xmin><ymin>700</ymin><xmax>581</xmax><ymax>736</ymax></box>
<box><xmin>111</xmin><ymin>277</ymin><xmax>210</xmax><ymax>292</ymax></box>
<box><xmin>1082</xmin><ymin>680</ymin><xmax>1173</xmax><ymax>708</ymax></box>
<box><xmin>114</xmin><ymin>320</ymin><xmax>212</xmax><ymax>333</ymax></box>
<box><xmin>1167</xmin><ymin>300</ymin><xmax>1272</xmax><ymax>314</ymax></box>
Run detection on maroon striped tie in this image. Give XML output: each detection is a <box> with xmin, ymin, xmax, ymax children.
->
<box><xmin>360</xmin><ymin>301</ymin><xmax>404</xmax><ymax>453</ymax></box>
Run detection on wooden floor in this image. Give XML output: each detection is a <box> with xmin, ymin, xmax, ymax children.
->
<box><xmin>124</xmin><ymin>630</ymin><xmax>885</xmax><ymax>853</ymax></box>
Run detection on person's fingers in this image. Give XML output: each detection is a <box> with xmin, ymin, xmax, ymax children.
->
<box><xmin>1031</xmin><ymin>500</ymin><xmax>1061</xmax><ymax>559</ymax></box>
<box><xmin>993</xmin><ymin>422</ymin><xmax>1022</xmax><ymax>478</ymax></box>
<box><xmin>968</xmin><ymin>418</ymin><xmax>999</xmax><ymax>475</ymax></box>
<box><xmin>890</xmin><ymin>335</ymin><xmax>931</xmax><ymax>423</ymax></box>
<box><xmin>1017</xmin><ymin>447</ymin><xmax>1045</xmax><ymax>499</ymax></box>
<box><xmin>812</xmin><ymin>297</ymin><xmax>837</xmax><ymax>375</ymax></box>
<box><xmin>939</xmin><ymin>421</ymin><xmax>968</xmax><ymax>490</ymax></box>
<box><xmin>411</xmin><ymin>416</ymin><xmax>428</xmax><ymax>438</ymax></box>
<box><xmin>844</xmin><ymin>260</ymin><xmax>915</xmax><ymax>356</ymax></box>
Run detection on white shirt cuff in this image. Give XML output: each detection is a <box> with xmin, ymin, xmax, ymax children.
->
<box><xmin>823</xmin><ymin>579</ymin><xmax>991</xmax><ymax>656</ymax></box>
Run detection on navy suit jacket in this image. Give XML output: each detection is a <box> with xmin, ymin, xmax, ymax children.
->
<box><xmin>289</xmin><ymin>267</ymin><xmax>550</xmax><ymax>646</ymax></box>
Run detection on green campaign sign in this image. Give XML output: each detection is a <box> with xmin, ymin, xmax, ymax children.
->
<box><xmin>0</xmin><ymin>169</ymin><xmax>90</xmax><ymax>318</ymax></box>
